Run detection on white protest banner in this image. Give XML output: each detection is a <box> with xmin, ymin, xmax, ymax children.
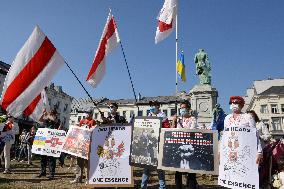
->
<box><xmin>218</xmin><ymin>127</ymin><xmax>259</xmax><ymax>189</ymax></box>
<box><xmin>62</xmin><ymin>126</ymin><xmax>92</xmax><ymax>159</ymax></box>
<box><xmin>88</xmin><ymin>125</ymin><xmax>133</xmax><ymax>187</ymax></box>
<box><xmin>32</xmin><ymin>128</ymin><xmax>66</xmax><ymax>157</ymax></box>
<box><xmin>130</xmin><ymin>117</ymin><xmax>161</xmax><ymax>168</ymax></box>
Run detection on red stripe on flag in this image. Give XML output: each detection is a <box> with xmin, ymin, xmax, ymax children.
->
<box><xmin>23</xmin><ymin>94</ymin><xmax>41</xmax><ymax>116</ymax></box>
<box><xmin>2</xmin><ymin>37</ymin><xmax>56</xmax><ymax>110</ymax></box>
<box><xmin>158</xmin><ymin>20</ymin><xmax>173</xmax><ymax>32</ymax></box>
<box><xmin>86</xmin><ymin>17</ymin><xmax>117</xmax><ymax>81</ymax></box>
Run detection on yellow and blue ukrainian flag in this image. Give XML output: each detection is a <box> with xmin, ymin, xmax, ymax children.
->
<box><xmin>176</xmin><ymin>52</ymin><xmax>186</xmax><ymax>82</ymax></box>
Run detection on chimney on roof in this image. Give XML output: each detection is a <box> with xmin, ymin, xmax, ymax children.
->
<box><xmin>138</xmin><ymin>93</ymin><xmax>142</xmax><ymax>101</ymax></box>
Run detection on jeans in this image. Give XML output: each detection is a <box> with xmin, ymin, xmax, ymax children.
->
<box><xmin>74</xmin><ymin>157</ymin><xmax>88</xmax><ymax>182</ymax></box>
<box><xmin>141</xmin><ymin>168</ymin><xmax>166</xmax><ymax>189</ymax></box>
<box><xmin>175</xmin><ymin>172</ymin><xmax>197</xmax><ymax>189</ymax></box>
<box><xmin>4</xmin><ymin>141</ymin><xmax>12</xmax><ymax>170</ymax></box>
<box><xmin>40</xmin><ymin>155</ymin><xmax>56</xmax><ymax>177</ymax></box>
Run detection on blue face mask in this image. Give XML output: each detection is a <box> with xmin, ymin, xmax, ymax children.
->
<box><xmin>180</xmin><ymin>108</ymin><xmax>189</xmax><ymax>116</ymax></box>
<box><xmin>149</xmin><ymin>107</ymin><xmax>157</xmax><ymax>113</ymax></box>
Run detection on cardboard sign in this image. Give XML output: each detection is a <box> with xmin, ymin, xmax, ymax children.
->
<box><xmin>32</xmin><ymin>128</ymin><xmax>66</xmax><ymax>157</ymax></box>
<box><xmin>158</xmin><ymin>128</ymin><xmax>219</xmax><ymax>174</ymax></box>
<box><xmin>88</xmin><ymin>125</ymin><xmax>133</xmax><ymax>187</ymax></box>
<box><xmin>62</xmin><ymin>126</ymin><xmax>92</xmax><ymax>159</ymax></box>
<box><xmin>130</xmin><ymin>117</ymin><xmax>161</xmax><ymax>168</ymax></box>
<box><xmin>218</xmin><ymin>127</ymin><xmax>259</xmax><ymax>189</ymax></box>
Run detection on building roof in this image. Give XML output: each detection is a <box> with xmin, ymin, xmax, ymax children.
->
<box><xmin>71</xmin><ymin>95</ymin><xmax>185</xmax><ymax>112</ymax></box>
<box><xmin>0</xmin><ymin>61</ymin><xmax>10</xmax><ymax>74</ymax></box>
<box><xmin>253</xmin><ymin>78</ymin><xmax>284</xmax><ymax>94</ymax></box>
<box><xmin>259</xmin><ymin>86</ymin><xmax>284</xmax><ymax>96</ymax></box>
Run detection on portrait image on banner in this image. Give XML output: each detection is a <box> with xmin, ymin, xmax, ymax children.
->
<box><xmin>130</xmin><ymin>117</ymin><xmax>161</xmax><ymax>168</ymax></box>
<box><xmin>88</xmin><ymin>125</ymin><xmax>133</xmax><ymax>187</ymax></box>
<box><xmin>158</xmin><ymin>128</ymin><xmax>219</xmax><ymax>175</ymax></box>
<box><xmin>218</xmin><ymin>127</ymin><xmax>259</xmax><ymax>189</ymax></box>
<box><xmin>32</xmin><ymin>128</ymin><xmax>66</xmax><ymax>157</ymax></box>
<box><xmin>62</xmin><ymin>126</ymin><xmax>92</xmax><ymax>159</ymax></box>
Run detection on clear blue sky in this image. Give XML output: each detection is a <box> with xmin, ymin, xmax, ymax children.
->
<box><xmin>0</xmin><ymin>0</ymin><xmax>283</xmax><ymax>113</ymax></box>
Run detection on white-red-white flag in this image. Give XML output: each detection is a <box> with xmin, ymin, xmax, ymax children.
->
<box><xmin>23</xmin><ymin>89</ymin><xmax>50</xmax><ymax>123</ymax></box>
<box><xmin>0</xmin><ymin>26</ymin><xmax>64</xmax><ymax>117</ymax></box>
<box><xmin>86</xmin><ymin>12</ymin><xmax>120</xmax><ymax>88</ymax></box>
<box><xmin>155</xmin><ymin>0</ymin><xmax>177</xmax><ymax>44</ymax></box>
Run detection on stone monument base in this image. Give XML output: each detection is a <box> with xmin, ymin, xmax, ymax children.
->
<box><xmin>189</xmin><ymin>84</ymin><xmax>218</xmax><ymax>127</ymax></box>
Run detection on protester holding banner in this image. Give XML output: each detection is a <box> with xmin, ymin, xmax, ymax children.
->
<box><xmin>36</xmin><ymin>109</ymin><xmax>60</xmax><ymax>180</ymax></box>
<box><xmin>140</xmin><ymin>100</ymin><xmax>168</xmax><ymax>189</ymax></box>
<box><xmin>71</xmin><ymin>109</ymin><xmax>96</xmax><ymax>184</ymax></box>
<box><xmin>101</xmin><ymin>102</ymin><xmax>126</xmax><ymax>124</ymax></box>
<box><xmin>171</xmin><ymin>100</ymin><xmax>198</xmax><ymax>189</ymax></box>
<box><xmin>224</xmin><ymin>96</ymin><xmax>263</xmax><ymax>163</ymax></box>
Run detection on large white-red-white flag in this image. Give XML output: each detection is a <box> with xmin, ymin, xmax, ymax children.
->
<box><xmin>23</xmin><ymin>89</ymin><xmax>50</xmax><ymax>123</ymax></box>
<box><xmin>0</xmin><ymin>26</ymin><xmax>64</xmax><ymax>117</ymax></box>
<box><xmin>86</xmin><ymin>12</ymin><xmax>120</xmax><ymax>88</ymax></box>
<box><xmin>155</xmin><ymin>0</ymin><xmax>177</xmax><ymax>44</ymax></box>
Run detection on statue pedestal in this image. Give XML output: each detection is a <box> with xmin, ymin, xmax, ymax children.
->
<box><xmin>189</xmin><ymin>84</ymin><xmax>218</xmax><ymax>127</ymax></box>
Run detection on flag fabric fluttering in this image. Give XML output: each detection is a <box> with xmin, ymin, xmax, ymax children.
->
<box><xmin>0</xmin><ymin>26</ymin><xmax>65</xmax><ymax>117</ymax></box>
<box><xmin>155</xmin><ymin>0</ymin><xmax>177</xmax><ymax>44</ymax></box>
<box><xmin>23</xmin><ymin>89</ymin><xmax>50</xmax><ymax>123</ymax></box>
<box><xmin>86</xmin><ymin>12</ymin><xmax>120</xmax><ymax>88</ymax></box>
<box><xmin>176</xmin><ymin>52</ymin><xmax>186</xmax><ymax>82</ymax></box>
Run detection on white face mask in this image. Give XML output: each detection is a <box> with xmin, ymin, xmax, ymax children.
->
<box><xmin>230</xmin><ymin>104</ymin><xmax>240</xmax><ymax>112</ymax></box>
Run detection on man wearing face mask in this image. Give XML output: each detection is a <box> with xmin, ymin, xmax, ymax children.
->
<box><xmin>171</xmin><ymin>100</ymin><xmax>198</xmax><ymax>189</ymax></box>
<box><xmin>223</xmin><ymin>96</ymin><xmax>263</xmax><ymax>164</ymax></box>
<box><xmin>101</xmin><ymin>102</ymin><xmax>126</xmax><ymax>124</ymax></box>
<box><xmin>140</xmin><ymin>100</ymin><xmax>169</xmax><ymax>189</ymax></box>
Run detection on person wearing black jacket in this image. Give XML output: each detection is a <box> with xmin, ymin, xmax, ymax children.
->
<box><xmin>36</xmin><ymin>109</ymin><xmax>60</xmax><ymax>180</ymax></box>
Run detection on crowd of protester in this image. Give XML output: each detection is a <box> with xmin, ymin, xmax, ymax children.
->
<box><xmin>0</xmin><ymin>97</ymin><xmax>283</xmax><ymax>188</ymax></box>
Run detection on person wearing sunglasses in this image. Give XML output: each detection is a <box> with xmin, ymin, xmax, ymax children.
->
<box><xmin>223</xmin><ymin>96</ymin><xmax>263</xmax><ymax>164</ymax></box>
<box><xmin>101</xmin><ymin>102</ymin><xmax>126</xmax><ymax>124</ymax></box>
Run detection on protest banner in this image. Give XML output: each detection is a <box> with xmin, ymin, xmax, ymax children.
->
<box><xmin>62</xmin><ymin>126</ymin><xmax>92</xmax><ymax>159</ymax></box>
<box><xmin>88</xmin><ymin>125</ymin><xmax>133</xmax><ymax>187</ymax></box>
<box><xmin>157</xmin><ymin>128</ymin><xmax>219</xmax><ymax>174</ymax></box>
<box><xmin>130</xmin><ymin>117</ymin><xmax>161</xmax><ymax>168</ymax></box>
<box><xmin>32</xmin><ymin>128</ymin><xmax>66</xmax><ymax>157</ymax></box>
<box><xmin>218</xmin><ymin>127</ymin><xmax>259</xmax><ymax>189</ymax></box>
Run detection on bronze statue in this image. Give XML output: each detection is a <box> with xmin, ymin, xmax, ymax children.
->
<box><xmin>194</xmin><ymin>49</ymin><xmax>211</xmax><ymax>85</ymax></box>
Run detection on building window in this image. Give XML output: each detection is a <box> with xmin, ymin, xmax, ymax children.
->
<box><xmin>271</xmin><ymin>104</ymin><xmax>278</xmax><ymax>114</ymax></box>
<box><xmin>170</xmin><ymin>108</ymin><xmax>176</xmax><ymax>116</ymax></box>
<box><xmin>138</xmin><ymin>110</ymin><xmax>143</xmax><ymax>116</ymax></box>
<box><xmin>130</xmin><ymin>110</ymin><xmax>135</xmax><ymax>118</ymax></box>
<box><xmin>94</xmin><ymin>113</ymin><xmax>98</xmax><ymax>119</ymax></box>
<box><xmin>163</xmin><ymin>110</ymin><xmax>168</xmax><ymax>116</ymax></box>
<box><xmin>146</xmin><ymin>110</ymin><xmax>150</xmax><ymax>116</ymax></box>
<box><xmin>123</xmin><ymin>111</ymin><xmax>127</xmax><ymax>118</ymax></box>
<box><xmin>260</xmin><ymin>105</ymin><xmax>268</xmax><ymax>114</ymax></box>
<box><xmin>272</xmin><ymin>117</ymin><xmax>281</xmax><ymax>130</ymax></box>
<box><xmin>63</xmin><ymin>104</ymin><xmax>68</xmax><ymax>112</ymax></box>
<box><xmin>77</xmin><ymin>116</ymin><xmax>82</xmax><ymax>122</ymax></box>
<box><xmin>281</xmin><ymin>104</ymin><xmax>284</xmax><ymax>113</ymax></box>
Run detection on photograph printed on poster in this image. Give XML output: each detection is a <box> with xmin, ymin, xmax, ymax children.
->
<box><xmin>130</xmin><ymin>117</ymin><xmax>161</xmax><ymax>167</ymax></box>
<box><xmin>158</xmin><ymin>128</ymin><xmax>219</xmax><ymax>174</ymax></box>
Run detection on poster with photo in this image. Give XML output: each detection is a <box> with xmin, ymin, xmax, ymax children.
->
<box><xmin>88</xmin><ymin>125</ymin><xmax>133</xmax><ymax>187</ymax></box>
<box><xmin>130</xmin><ymin>117</ymin><xmax>161</xmax><ymax>168</ymax></box>
<box><xmin>62</xmin><ymin>126</ymin><xmax>92</xmax><ymax>159</ymax></box>
<box><xmin>158</xmin><ymin>128</ymin><xmax>219</xmax><ymax>175</ymax></box>
<box><xmin>32</xmin><ymin>128</ymin><xmax>66</xmax><ymax>157</ymax></box>
<box><xmin>218</xmin><ymin>127</ymin><xmax>259</xmax><ymax>189</ymax></box>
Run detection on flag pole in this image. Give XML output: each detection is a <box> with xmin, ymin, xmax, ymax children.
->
<box><xmin>64</xmin><ymin>61</ymin><xmax>103</xmax><ymax>114</ymax></box>
<box><xmin>175</xmin><ymin>2</ymin><xmax>179</xmax><ymax>117</ymax></box>
<box><xmin>110</xmin><ymin>9</ymin><xmax>139</xmax><ymax>111</ymax></box>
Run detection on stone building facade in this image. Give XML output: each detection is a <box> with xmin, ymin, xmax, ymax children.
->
<box><xmin>244</xmin><ymin>78</ymin><xmax>284</xmax><ymax>133</ymax></box>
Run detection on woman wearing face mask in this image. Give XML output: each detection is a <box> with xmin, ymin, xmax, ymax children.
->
<box><xmin>223</xmin><ymin>96</ymin><xmax>263</xmax><ymax>164</ymax></box>
<box><xmin>171</xmin><ymin>100</ymin><xmax>198</xmax><ymax>189</ymax></box>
